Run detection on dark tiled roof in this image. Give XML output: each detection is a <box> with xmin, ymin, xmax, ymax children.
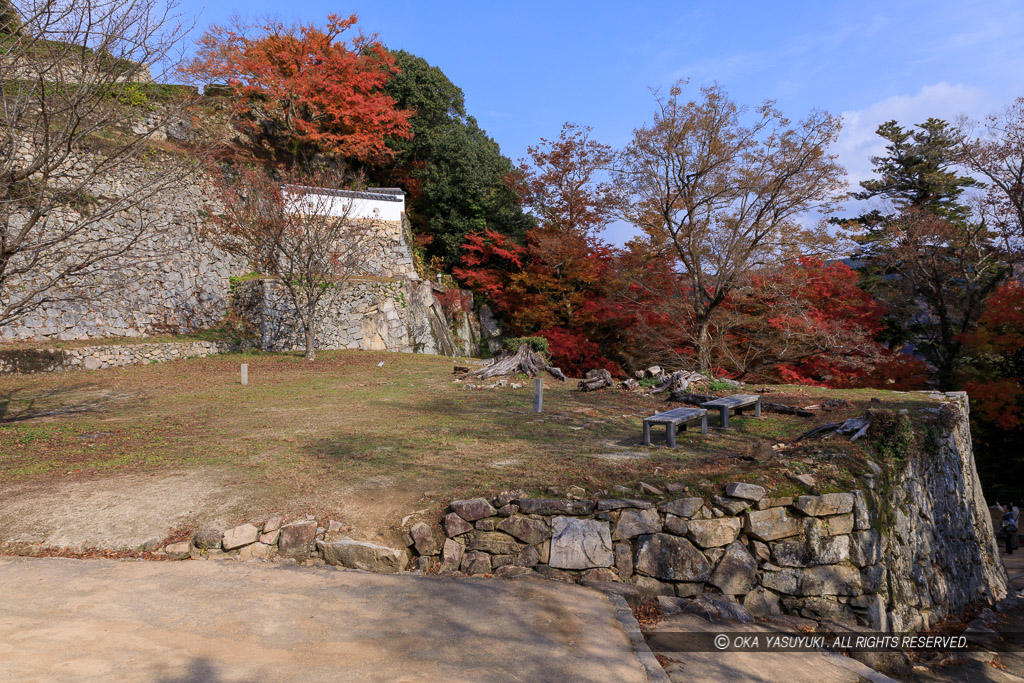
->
<box><xmin>281</xmin><ymin>184</ymin><xmax>404</xmax><ymax>203</ymax></box>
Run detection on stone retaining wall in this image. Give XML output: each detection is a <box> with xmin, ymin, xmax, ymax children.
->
<box><xmin>405</xmin><ymin>394</ymin><xmax>1007</xmax><ymax>633</ymax></box>
<box><xmin>162</xmin><ymin>516</ymin><xmax>410</xmax><ymax>575</ymax></box>
<box><xmin>140</xmin><ymin>395</ymin><xmax>1004</xmax><ymax>637</ymax></box>
<box><xmin>880</xmin><ymin>392</ymin><xmax>1008</xmax><ymax>631</ymax></box>
<box><xmin>0</xmin><ymin>159</ymin><xmax>245</xmax><ymax>342</ymax></box>
<box><xmin>0</xmin><ymin>340</ymin><xmax>235</xmax><ymax>373</ymax></box>
<box><xmin>233</xmin><ymin>278</ymin><xmax>458</xmax><ymax>355</ymax></box>
<box><xmin>420</xmin><ymin>486</ymin><xmax>893</xmax><ymax>630</ymax></box>
<box><xmin>0</xmin><ymin>159</ymin><xmax>433</xmax><ymax>350</ymax></box>
<box><xmin>162</xmin><ymin>475</ymin><xmax>998</xmax><ymax>635</ymax></box>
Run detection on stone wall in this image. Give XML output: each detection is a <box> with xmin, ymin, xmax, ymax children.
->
<box><xmin>877</xmin><ymin>391</ymin><xmax>1008</xmax><ymax>631</ymax></box>
<box><xmin>2</xmin><ymin>96</ymin><xmax>478</xmax><ymax>361</ymax></box>
<box><xmin>0</xmin><ymin>162</ymin><xmax>245</xmax><ymax>342</ymax></box>
<box><xmin>234</xmin><ymin>277</ymin><xmax>457</xmax><ymax>355</ymax></box>
<box><xmin>425</xmin><ymin>487</ymin><xmax>894</xmax><ymax>629</ymax></box>
<box><xmin>0</xmin><ymin>155</ymin><xmax>475</xmax><ymax>359</ymax></box>
<box><xmin>0</xmin><ymin>340</ymin><xmax>235</xmax><ymax>374</ymax></box>
<box><xmin>444</xmin><ymin>299</ymin><xmax>503</xmax><ymax>357</ymax></box>
<box><xmin>407</xmin><ymin>392</ymin><xmax>1006</xmax><ymax>633</ymax></box>
<box><xmin>330</xmin><ymin>215</ymin><xmax>418</xmax><ymax>280</ymax></box>
<box><xmin>159</xmin><ymin>515</ymin><xmax>410</xmax><ymax>574</ymax></box>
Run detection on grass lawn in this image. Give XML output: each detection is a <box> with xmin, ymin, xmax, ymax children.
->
<box><xmin>0</xmin><ymin>349</ymin><xmax>943</xmax><ymax>547</ymax></box>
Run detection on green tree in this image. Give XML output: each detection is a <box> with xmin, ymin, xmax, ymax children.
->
<box><xmin>375</xmin><ymin>50</ymin><xmax>533</xmax><ymax>267</ymax></box>
<box><xmin>838</xmin><ymin>119</ymin><xmax>1009</xmax><ymax>390</ymax></box>
<box><xmin>847</xmin><ymin>118</ymin><xmax>979</xmax><ymax>252</ymax></box>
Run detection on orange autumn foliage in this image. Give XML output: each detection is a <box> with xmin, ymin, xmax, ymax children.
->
<box><xmin>963</xmin><ymin>281</ymin><xmax>1024</xmax><ymax>430</ymax></box>
<box><xmin>184</xmin><ymin>13</ymin><xmax>411</xmax><ymax>163</ymax></box>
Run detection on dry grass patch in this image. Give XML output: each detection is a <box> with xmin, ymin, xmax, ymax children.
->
<box><xmin>0</xmin><ymin>349</ymin><xmax>943</xmax><ymax>542</ymax></box>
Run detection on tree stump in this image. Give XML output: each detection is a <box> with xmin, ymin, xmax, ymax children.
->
<box><xmin>465</xmin><ymin>344</ymin><xmax>566</xmax><ymax>382</ymax></box>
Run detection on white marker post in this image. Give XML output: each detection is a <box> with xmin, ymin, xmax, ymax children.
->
<box><xmin>533</xmin><ymin>378</ymin><xmax>543</xmax><ymax>413</ymax></box>
<box><xmin>241</xmin><ymin>363</ymin><xmax>248</xmax><ymax>386</ymax></box>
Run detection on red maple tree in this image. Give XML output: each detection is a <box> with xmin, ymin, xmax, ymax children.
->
<box><xmin>451</xmin><ymin>229</ymin><xmax>525</xmax><ymax>302</ymax></box>
<box><xmin>617</xmin><ymin>253</ymin><xmax>928</xmax><ymax>388</ymax></box>
<box><xmin>184</xmin><ymin>13</ymin><xmax>412</xmax><ymax>163</ymax></box>
<box><xmin>963</xmin><ymin>281</ymin><xmax>1024</xmax><ymax>430</ymax></box>
<box><xmin>454</xmin><ymin>124</ymin><xmax>628</xmax><ymax>376</ymax></box>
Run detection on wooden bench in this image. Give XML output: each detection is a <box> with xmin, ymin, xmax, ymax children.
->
<box><xmin>701</xmin><ymin>394</ymin><xmax>762</xmax><ymax>429</ymax></box>
<box><xmin>643</xmin><ymin>407</ymin><xmax>708</xmax><ymax>447</ymax></box>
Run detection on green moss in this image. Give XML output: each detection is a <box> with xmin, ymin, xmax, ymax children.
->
<box><xmin>66</xmin><ymin>189</ymin><xmax>99</xmax><ymax>215</ymax></box>
<box><xmin>864</xmin><ymin>403</ymin><xmax>962</xmax><ymax>535</ymax></box>
<box><xmin>228</xmin><ymin>272</ymin><xmax>264</xmax><ymax>296</ymax></box>
<box><xmin>0</xmin><ymin>32</ymin><xmax>138</xmax><ymax>74</ymax></box>
<box><xmin>504</xmin><ymin>336</ymin><xmax>548</xmax><ymax>355</ymax></box>
<box><xmin>136</xmin><ymin>83</ymin><xmax>199</xmax><ymax>100</ymax></box>
<box><xmin>869</xmin><ymin>409</ymin><xmax>915</xmax><ymax>463</ymax></box>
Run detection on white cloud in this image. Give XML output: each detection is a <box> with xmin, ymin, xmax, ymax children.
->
<box><xmin>834</xmin><ymin>82</ymin><xmax>991</xmax><ymax>190</ymax></box>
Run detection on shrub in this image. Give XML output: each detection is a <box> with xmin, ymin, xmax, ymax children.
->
<box><xmin>537</xmin><ymin>327</ymin><xmax>623</xmax><ymax>378</ymax></box>
<box><xmin>504</xmin><ymin>336</ymin><xmax>549</xmax><ymax>355</ymax></box>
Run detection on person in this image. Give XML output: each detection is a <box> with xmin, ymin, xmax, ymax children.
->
<box><xmin>1001</xmin><ymin>506</ymin><xmax>1018</xmax><ymax>555</ymax></box>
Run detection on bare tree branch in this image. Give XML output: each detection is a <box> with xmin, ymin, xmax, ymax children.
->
<box><xmin>615</xmin><ymin>80</ymin><xmax>846</xmax><ymax>372</ymax></box>
<box><xmin>0</xmin><ymin>0</ymin><xmax>203</xmax><ymax>331</ymax></box>
<box><xmin>207</xmin><ymin>165</ymin><xmax>373</xmax><ymax>360</ymax></box>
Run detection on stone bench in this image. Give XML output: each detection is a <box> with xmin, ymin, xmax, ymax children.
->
<box><xmin>643</xmin><ymin>407</ymin><xmax>708</xmax><ymax>447</ymax></box>
<box><xmin>701</xmin><ymin>394</ymin><xmax>761</xmax><ymax>429</ymax></box>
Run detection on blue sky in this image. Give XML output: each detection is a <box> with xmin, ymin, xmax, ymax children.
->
<box><xmin>175</xmin><ymin>0</ymin><xmax>1024</xmax><ymax>244</ymax></box>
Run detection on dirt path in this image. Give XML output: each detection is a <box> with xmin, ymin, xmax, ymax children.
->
<box><xmin>0</xmin><ymin>556</ymin><xmax>648</xmax><ymax>683</ymax></box>
<box><xmin>0</xmin><ymin>470</ymin><xmax>248</xmax><ymax>550</ymax></box>
<box><xmin>0</xmin><ymin>468</ymin><xmax>440</xmax><ymax>552</ymax></box>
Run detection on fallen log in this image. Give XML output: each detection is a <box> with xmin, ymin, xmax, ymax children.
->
<box><xmin>793</xmin><ymin>421</ymin><xmax>843</xmax><ymax>441</ymax></box>
<box><xmin>546</xmin><ymin>366</ymin><xmax>568</xmax><ymax>382</ymax></box>
<box><xmin>578</xmin><ymin>368</ymin><xmax>614</xmax><ymax>392</ymax></box>
<box><xmin>793</xmin><ymin>414</ymin><xmax>871</xmax><ymax>442</ymax></box>
<box><xmin>650</xmin><ymin>369</ymin><xmax>711</xmax><ymax>395</ymax></box>
<box><xmin>648</xmin><ymin>373</ymin><xmax>677</xmax><ymax>395</ymax></box>
<box><xmin>761</xmin><ymin>402</ymin><xmax>815</xmax><ymax>418</ymax></box>
<box><xmin>665</xmin><ymin>391</ymin><xmax>716</xmax><ymax>405</ymax></box>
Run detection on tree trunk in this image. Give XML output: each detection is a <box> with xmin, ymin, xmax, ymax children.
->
<box><xmin>466</xmin><ymin>344</ymin><xmax>562</xmax><ymax>380</ymax></box>
<box><xmin>696</xmin><ymin>320</ymin><xmax>713</xmax><ymax>375</ymax></box>
<box><xmin>652</xmin><ymin>370</ymin><xmax>700</xmax><ymax>396</ymax></box>
<box><xmin>936</xmin><ymin>357</ymin><xmax>956</xmax><ymax>392</ymax></box>
<box><xmin>304</xmin><ymin>306</ymin><xmax>316</xmax><ymax>361</ymax></box>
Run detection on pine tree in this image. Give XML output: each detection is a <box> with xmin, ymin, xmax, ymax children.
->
<box><xmin>847</xmin><ymin>118</ymin><xmax>978</xmax><ymax>255</ymax></box>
